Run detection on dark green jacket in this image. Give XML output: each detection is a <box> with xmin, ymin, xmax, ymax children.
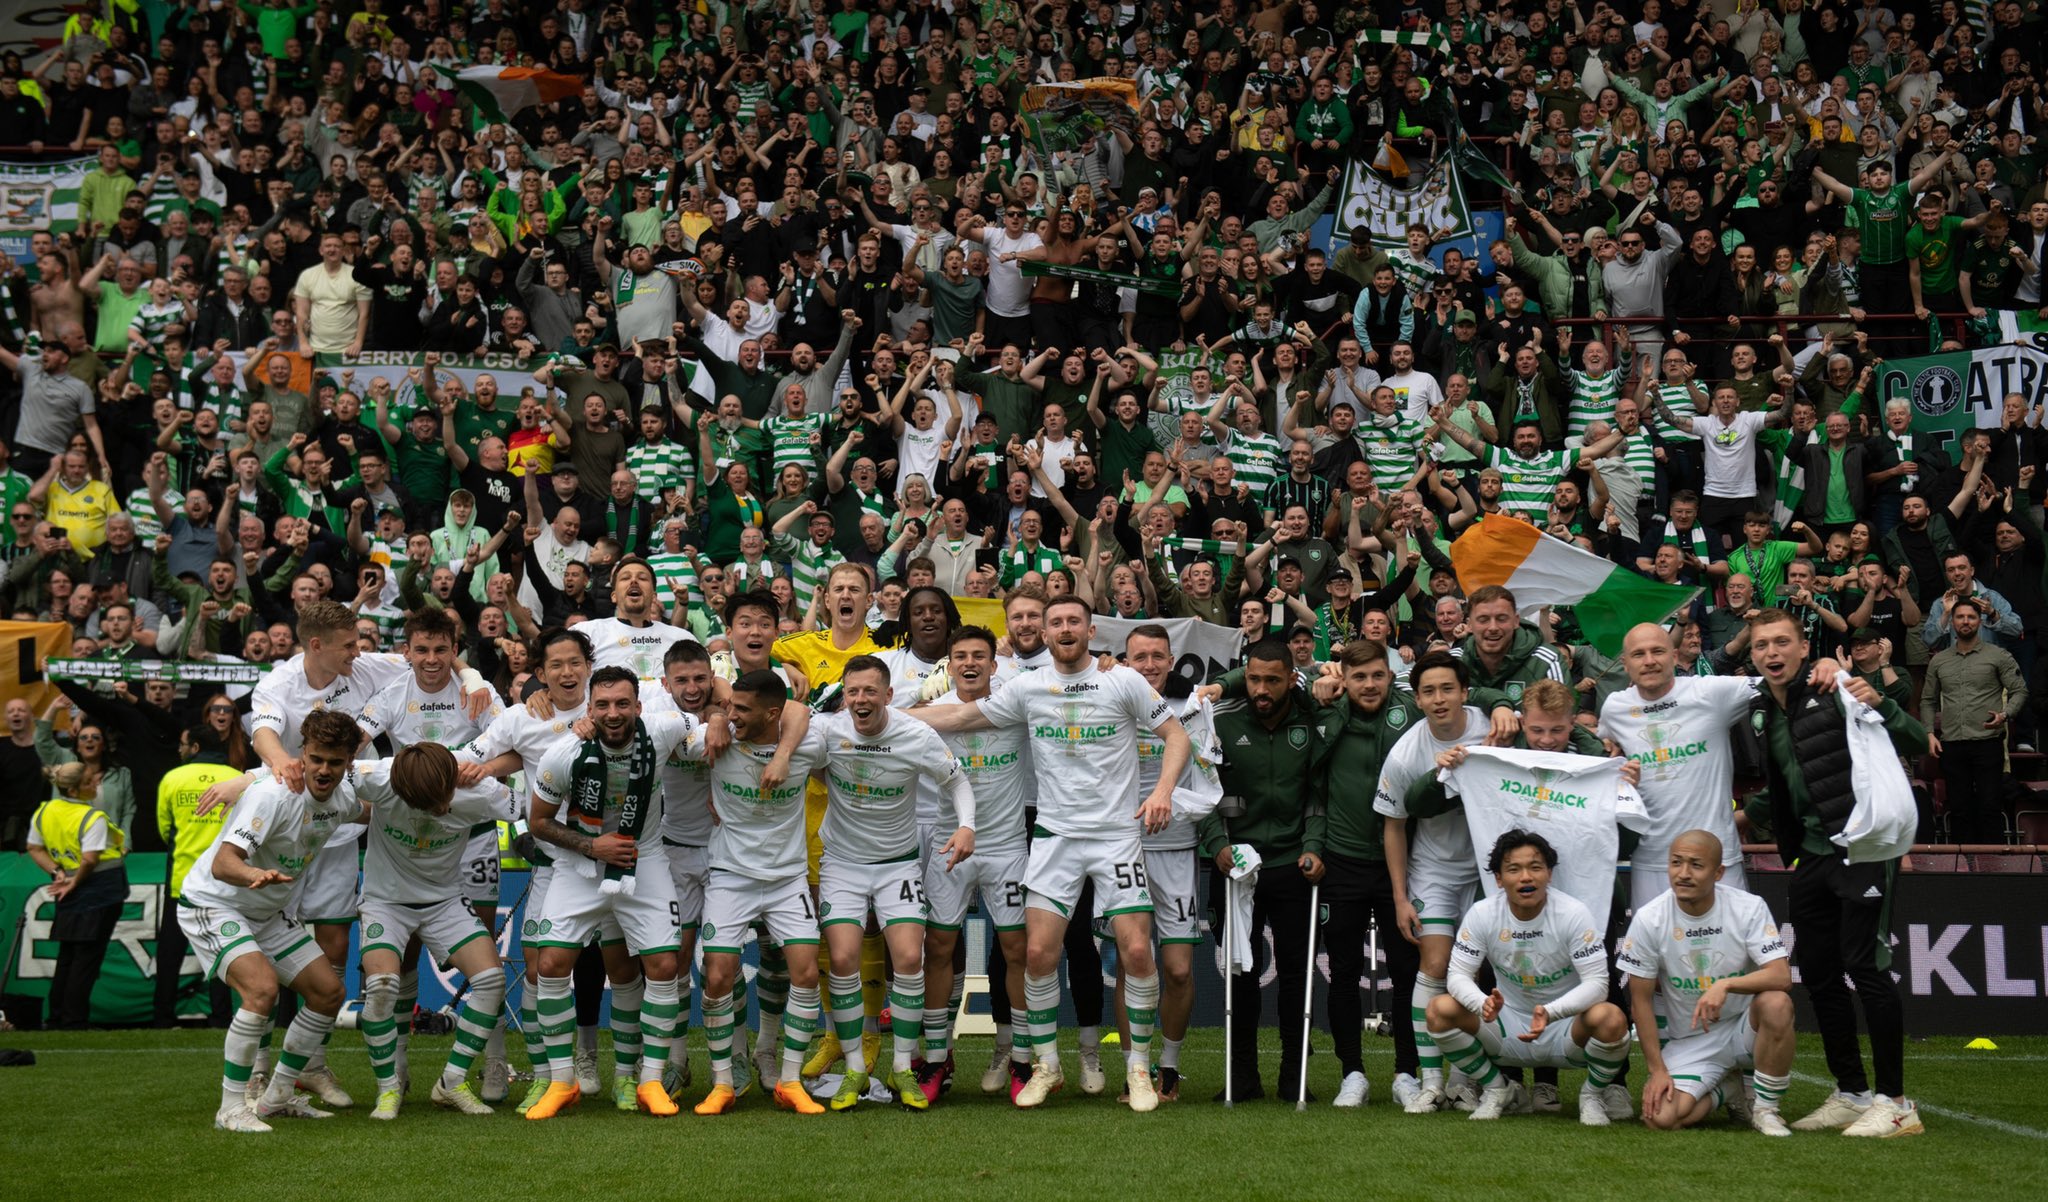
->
<box><xmin>1198</xmin><ymin>690</ymin><xmax>1334</xmax><ymax>862</ymax></box>
<box><xmin>1319</xmin><ymin>691</ymin><xmax>1422</xmax><ymax>862</ymax></box>
<box><xmin>1456</xmin><ymin>623</ymin><xmax>1566</xmax><ymax>698</ymax></box>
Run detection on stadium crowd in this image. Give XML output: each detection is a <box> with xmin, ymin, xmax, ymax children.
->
<box><xmin>4</xmin><ymin>0</ymin><xmax>2044</xmax><ymax>1140</ymax></box>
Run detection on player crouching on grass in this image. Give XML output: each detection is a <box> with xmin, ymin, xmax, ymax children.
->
<box><xmin>1426</xmin><ymin>830</ymin><xmax>1631</xmax><ymax>1124</ymax></box>
<box><xmin>1618</xmin><ymin>830</ymin><xmax>1797</xmax><ymax>1137</ymax></box>
<box><xmin>178</xmin><ymin>711</ymin><xmax>368</xmax><ymax>1133</ymax></box>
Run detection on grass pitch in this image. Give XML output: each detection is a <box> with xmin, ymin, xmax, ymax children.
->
<box><xmin>2</xmin><ymin>1027</ymin><xmax>2042</xmax><ymax>1201</ymax></box>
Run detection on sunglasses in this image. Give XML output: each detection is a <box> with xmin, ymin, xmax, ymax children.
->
<box><xmin>207</xmin><ymin>704</ymin><xmax>235</xmax><ymax>714</ymax></box>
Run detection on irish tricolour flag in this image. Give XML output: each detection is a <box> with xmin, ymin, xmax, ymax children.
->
<box><xmin>1449</xmin><ymin>514</ymin><xmax>1698</xmax><ymax>654</ymax></box>
<box><xmin>430</xmin><ymin>65</ymin><xmax>582</xmax><ymax>124</ymax></box>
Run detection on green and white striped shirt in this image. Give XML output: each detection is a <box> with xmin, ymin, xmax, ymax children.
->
<box><xmin>762</xmin><ymin>412</ymin><xmax>826</xmax><ymax>475</ymax></box>
<box><xmin>1485</xmin><ymin>445</ymin><xmax>1577</xmax><ymax>522</ymax></box>
<box><xmin>770</xmin><ymin>532</ymin><xmax>844</xmax><ymax>615</ymax></box>
<box><xmin>646</xmin><ymin>548</ymin><xmax>701</xmax><ymax>611</ymax></box>
<box><xmin>626</xmin><ymin>440</ymin><xmax>694</xmax><ymax>505</ymax></box>
<box><xmin>1357</xmin><ymin>414</ymin><xmax>1426</xmax><ymax>493</ymax></box>
<box><xmin>1652</xmin><ymin>383</ymin><xmax>1703</xmax><ymax>443</ymax></box>
<box><xmin>1566</xmin><ymin>369</ymin><xmax>1624</xmax><ymax>438</ymax></box>
<box><xmin>1223</xmin><ymin>428</ymin><xmax>1284</xmax><ymax>495</ymax></box>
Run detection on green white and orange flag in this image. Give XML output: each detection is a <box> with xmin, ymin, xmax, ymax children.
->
<box><xmin>1449</xmin><ymin>514</ymin><xmax>1697</xmax><ymax>654</ymax></box>
<box><xmin>431</xmin><ymin>64</ymin><xmax>582</xmax><ymax>124</ymax></box>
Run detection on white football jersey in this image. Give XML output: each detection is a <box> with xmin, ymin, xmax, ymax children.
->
<box><xmin>1450</xmin><ymin>888</ymin><xmax>1609</xmax><ymax>1014</ymax></box>
<box><xmin>1374</xmin><ymin>706</ymin><xmax>1489</xmax><ymax>888</ymax></box>
<box><xmin>360</xmin><ymin>760</ymin><xmax>517</xmax><ymax>905</ymax></box>
<box><xmin>180</xmin><ymin>775</ymin><xmax>365</xmax><ymax>921</ymax></box>
<box><xmin>814</xmin><ymin>708</ymin><xmax>964</xmax><ymax>863</ymax></box>
<box><xmin>1598</xmin><ymin>677</ymin><xmax>1759</xmax><ymax>866</ymax></box>
<box><xmin>1617</xmin><ymin>885</ymin><xmax>1787</xmax><ymax>1032</ymax></box>
<box><xmin>706</xmin><ymin>730</ymin><xmax>830</xmax><ymax>882</ymax></box>
<box><xmin>976</xmin><ymin>662</ymin><xmax>1172</xmax><ymax>840</ymax></box>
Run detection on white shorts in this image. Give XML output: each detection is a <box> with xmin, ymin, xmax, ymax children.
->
<box><xmin>1410</xmin><ymin>868</ymin><xmax>1479</xmax><ymax>936</ymax></box>
<box><xmin>1658</xmin><ymin>1010</ymin><xmax>1759</xmax><ymax>1098</ymax></box>
<box><xmin>177</xmin><ymin>900</ymin><xmax>324</xmax><ymax>986</ymax></box>
<box><xmin>700</xmin><ymin>869</ymin><xmax>819</xmax><ymax>955</ymax></box>
<box><xmin>1631</xmin><ymin>855</ymin><xmax>1745</xmax><ymax>914</ymax></box>
<box><xmin>819</xmin><ymin>855</ymin><xmax>928</xmax><ymax>931</ymax></box>
<box><xmin>1477</xmin><ymin>1003</ymin><xmax>1589</xmax><ymax>1069</ymax></box>
<box><xmin>460</xmin><ymin>827</ymin><xmax>501</xmax><ymax>907</ymax></box>
<box><xmin>924</xmin><ymin>839</ymin><xmax>1028</xmax><ymax>932</ymax></box>
<box><xmin>291</xmin><ymin>846</ymin><xmax>361</xmax><ymax>925</ymax></box>
<box><xmin>1024</xmin><ymin>832</ymin><xmax>1153</xmax><ymax>920</ymax></box>
<box><xmin>1145</xmin><ymin>847</ymin><xmax>1201</xmax><ymax>944</ymax></box>
<box><xmin>663</xmin><ymin>842</ymin><xmax>710</xmax><ymax>929</ymax></box>
<box><xmin>529</xmin><ymin>850</ymin><xmax>681</xmax><ymax>957</ymax></box>
<box><xmin>360</xmin><ymin>895</ymin><xmax>493</xmax><ymax>967</ymax></box>
<box><xmin>522</xmin><ymin>862</ymin><xmax>622</xmax><ymax>949</ymax></box>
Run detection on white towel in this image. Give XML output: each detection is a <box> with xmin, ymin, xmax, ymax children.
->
<box><xmin>1222</xmin><ymin>844</ymin><xmax>1263</xmax><ymax>975</ymax></box>
<box><xmin>1836</xmin><ymin>671</ymin><xmax>1919</xmax><ymax>863</ymax></box>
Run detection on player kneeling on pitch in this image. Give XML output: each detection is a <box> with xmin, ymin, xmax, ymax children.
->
<box><xmin>1426</xmin><ymin>830</ymin><xmax>1630</xmax><ymax>1124</ymax></box>
<box><xmin>1618</xmin><ymin>830</ymin><xmax>1796</xmax><ymax>1136</ymax></box>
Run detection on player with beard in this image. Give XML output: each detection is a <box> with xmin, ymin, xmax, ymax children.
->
<box><xmin>879</xmin><ymin>585</ymin><xmax>957</xmax><ymax>705</ymax></box>
<box><xmin>913</xmin><ymin>596</ymin><xmax>1190</xmax><ymax>1112</ymax></box>
<box><xmin>575</xmin><ymin>556</ymin><xmax>699</xmax><ymax>696</ymax></box>
<box><xmin>999</xmin><ymin>584</ymin><xmax>1053</xmax><ymax>674</ymax></box>
<box><xmin>523</xmin><ymin>667</ymin><xmax>701</xmax><ymax>1119</ymax></box>
<box><xmin>1120</xmin><ymin>624</ymin><xmax>1224</xmax><ymax>1102</ymax></box>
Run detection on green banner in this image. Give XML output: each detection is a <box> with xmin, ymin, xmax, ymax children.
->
<box><xmin>0</xmin><ymin>852</ymin><xmax>199</xmax><ymax>1026</ymax></box>
<box><xmin>1334</xmin><ymin>152</ymin><xmax>1473</xmax><ymax>251</ymax></box>
<box><xmin>1877</xmin><ymin>343</ymin><xmax>2048</xmax><ymax>456</ymax></box>
<box><xmin>45</xmin><ymin>658</ymin><xmax>269</xmax><ymax>685</ymax></box>
<box><xmin>1019</xmin><ymin>259</ymin><xmax>1179</xmax><ymax>296</ymax></box>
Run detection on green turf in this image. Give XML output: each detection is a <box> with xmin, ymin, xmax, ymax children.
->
<box><xmin>2</xmin><ymin>1027</ymin><xmax>2042</xmax><ymax>1201</ymax></box>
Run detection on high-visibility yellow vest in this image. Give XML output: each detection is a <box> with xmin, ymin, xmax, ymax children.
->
<box><xmin>33</xmin><ymin>798</ymin><xmax>126</xmax><ymax>872</ymax></box>
<box><xmin>157</xmin><ymin>762</ymin><xmax>239</xmax><ymax>898</ymax></box>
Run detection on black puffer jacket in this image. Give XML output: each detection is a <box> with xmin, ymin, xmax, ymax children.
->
<box><xmin>1753</xmin><ymin>673</ymin><xmax>1856</xmax><ymax>863</ymax></box>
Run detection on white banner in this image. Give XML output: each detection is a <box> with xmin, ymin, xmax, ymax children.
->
<box><xmin>1333</xmin><ymin>156</ymin><xmax>1473</xmax><ymax>251</ymax></box>
<box><xmin>1089</xmin><ymin>614</ymin><xmax>1246</xmax><ymax>686</ymax></box>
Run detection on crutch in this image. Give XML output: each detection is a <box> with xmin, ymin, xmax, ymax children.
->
<box><xmin>1296</xmin><ymin>883</ymin><xmax>1319</xmax><ymax>1112</ymax></box>
<box><xmin>1222</xmin><ymin>871</ymin><xmax>1235</xmax><ymax>1109</ymax></box>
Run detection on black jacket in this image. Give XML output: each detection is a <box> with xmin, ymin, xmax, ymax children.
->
<box><xmin>191</xmin><ymin>292</ymin><xmax>268</xmax><ymax>351</ymax></box>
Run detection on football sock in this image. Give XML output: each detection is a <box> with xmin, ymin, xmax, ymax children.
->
<box><xmin>1123</xmin><ymin>973</ymin><xmax>1158</xmax><ymax>1068</ymax></box>
<box><xmin>1413</xmin><ymin>974</ymin><xmax>1446</xmax><ymax>1083</ymax></box>
<box><xmin>264</xmin><ymin>1008</ymin><xmax>337</xmax><ymax>1105</ymax></box>
<box><xmin>1025</xmin><ymin>972</ymin><xmax>1062</xmax><ymax>1066</ymax></box>
<box><xmin>537</xmin><ymin>975</ymin><xmax>576</xmax><ymax>1084</ymax></box>
<box><xmin>703</xmin><ymin>990</ymin><xmax>736</xmax><ymax>1086</ymax></box>
<box><xmin>922</xmin><ymin>992</ymin><xmax>952</xmax><ymax>1063</ymax></box>
<box><xmin>1753</xmin><ymin>1070</ymin><xmax>1790</xmax><ymax>1113</ymax></box>
<box><xmin>1161</xmin><ymin>1037</ymin><xmax>1182</xmax><ymax>1072</ymax></box>
<box><xmin>829</xmin><ymin>973</ymin><xmax>866</xmax><ymax>1072</ymax></box>
<box><xmin>444</xmin><ymin>967</ymin><xmax>503</xmax><ymax>1088</ymax></box>
<box><xmin>1583</xmin><ymin>1035</ymin><xmax>1629</xmax><ymax>1090</ymax></box>
<box><xmin>221</xmin><ymin>1008</ymin><xmax>270</xmax><ymax>1112</ymax></box>
<box><xmin>360</xmin><ymin>972</ymin><xmax>402</xmax><ymax>1089</ymax></box>
<box><xmin>1079</xmin><ymin>1024</ymin><xmax>1100</xmax><ymax>1053</ymax></box>
<box><xmin>782</xmin><ymin>984</ymin><xmax>821</xmax><ymax>1083</ymax></box>
<box><xmin>519</xmin><ymin>988</ymin><xmax>544</xmax><ymax>1071</ymax></box>
<box><xmin>395</xmin><ymin>969</ymin><xmax>418</xmax><ymax>1065</ymax></box>
<box><xmin>756</xmin><ymin>943</ymin><xmax>789</xmax><ymax>1054</ymax></box>
<box><xmin>638</xmin><ymin>976</ymin><xmax>680</xmax><ymax>1085</ymax></box>
<box><xmin>609</xmin><ymin>976</ymin><xmax>645</xmax><ymax>1083</ymax></box>
<box><xmin>889</xmin><ymin>971</ymin><xmax>922</xmax><ymax>1073</ymax></box>
<box><xmin>1431</xmin><ymin>1026</ymin><xmax>1498</xmax><ymax>1089</ymax></box>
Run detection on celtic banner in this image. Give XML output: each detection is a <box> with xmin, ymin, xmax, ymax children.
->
<box><xmin>1876</xmin><ymin>343</ymin><xmax>2048</xmax><ymax>456</ymax></box>
<box><xmin>0</xmin><ymin>155</ymin><xmax>95</xmax><ymax>234</ymax></box>
<box><xmin>1333</xmin><ymin>152</ymin><xmax>1474</xmax><ymax>251</ymax></box>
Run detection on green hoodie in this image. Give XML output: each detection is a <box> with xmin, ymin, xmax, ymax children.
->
<box><xmin>430</xmin><ymin>492</ymin><xmax>498</xmax><ymax>605</ymax></box>
<box><xmin>1455</xmin><ymin>622</ymin><xmax>1565</xmax><ymax>701</ymax></box>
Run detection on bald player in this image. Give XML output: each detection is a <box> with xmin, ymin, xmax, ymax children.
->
<box><xmin>1618</xmin><ymin>830</ymin><xmax>1796</xmax><ymax>1137</ymax></box>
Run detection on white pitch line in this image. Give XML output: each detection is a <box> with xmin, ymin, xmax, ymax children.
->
<box><xmin>1789</xmin><ymin>1071</ymin><xmax>2048</xmax><ymax>1140</ymax></box>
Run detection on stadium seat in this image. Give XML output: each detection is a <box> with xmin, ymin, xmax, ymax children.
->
<box><xmin>1966</xmin><ymin>853</ymin><xmax>2040</xmax><ymax>875</ymax></box>
<box><xmin>2016</xmin><ymin>811</ymin><xmax>2048</xmax><ymax>847</ymax></box>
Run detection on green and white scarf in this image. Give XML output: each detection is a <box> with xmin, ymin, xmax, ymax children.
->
<box><xmin>570</xmin><ymin>720</ymin><xmax>656</xmax><ymax>894</ymax></box>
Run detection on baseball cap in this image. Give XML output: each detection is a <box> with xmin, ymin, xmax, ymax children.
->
<box><xmin>1454</xmin><ymin>309</ymin><xmax>1478</xmax><ymax>325</ymax></box>
<box><xmin>1275</xmin><ymin>554</ymin><xmax>1304</xmax><ymax>571</ymax></box>
<box><xmin>1848</xmin><ymin>626</ymin><xmax>1882</xmax><ymax>643</ymax></box>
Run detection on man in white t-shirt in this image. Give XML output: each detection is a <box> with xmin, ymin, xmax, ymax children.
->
<box><xmin>913</xmin><ymin>595</ymin><xmax>1189</xmax><ymax>1113</ymax></box>
<box><xmin>1381</xmin><ymin>342</ymin><xmax>1445</xmax><ymax>423</ymax></box>
<box><xmin>1649</xmin><ymin>381</ymin><xmax>1775</xmax><ymax>553</ymax></box>
<box><xmin>1618</xmin><ymin>829</ymin><xmax>1796</xmax><ymax>1137</ymax></box>
<box><xmin>968</xmin><ymin>207</ymin><xmax>1043</xmax><ymax>349</ymax></box>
